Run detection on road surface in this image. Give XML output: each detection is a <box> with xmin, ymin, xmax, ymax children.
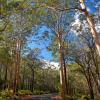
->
<box><xmin>19</xmin><ymin>94</ymin><xmax>57</xmax><ymax>100</ymax></box>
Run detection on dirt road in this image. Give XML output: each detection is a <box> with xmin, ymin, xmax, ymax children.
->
<box><xmin>19</xmin><ymin>94</ymin><xmax>56</xmax><ymax>100</ymax></box>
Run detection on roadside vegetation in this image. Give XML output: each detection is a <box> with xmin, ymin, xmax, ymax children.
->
<box><xmin>0</xmin><ymin>0</ymin><xmax>100</xmax><ymax>100</ymax></box>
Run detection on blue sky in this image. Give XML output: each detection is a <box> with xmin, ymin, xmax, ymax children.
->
<box><xmin>84</xmin><ymin>0</ymin><xmax>99</xmax><ymax>14</ymax></box>
<box><xmin>27</xmin><ymin>26</ymin><xmax>53</xmax><ymax>61</ymax></box>
<box><xmin>27</xmin><ymin>0</ymin><xmax>99</xmax><ymax>61</ymax></box>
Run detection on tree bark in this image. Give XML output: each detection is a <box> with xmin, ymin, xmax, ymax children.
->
<box><xmin>79</xmin><ymin>0</ymin><xmax>100</xmax><ymax>56</ymax></box>
<box><xmin>13</xmin><ymin>38</ymin><xmax>21</xmax><ymax>94</ymax></box>
<box><xmin>91</xmin><ymin>51</ymin><xmax>100</xmax><ymax>93</ymax></box>
<box><xmin>4</xmin><ymin>66</ymin><xmax>8</xmax><ymax>89</ymax></box>
<box><xmin>58</xmin><ymin>32</ymin><xmax>66</xmax><ymax>100</ymax></box>
<box><xmin>87</xmin><ymin>68</ymin><xmax>94</xmax><ymax>100</ymax></box>
<box><xmin>62</xmin><ymin>53</ymin><xmax>68</xmax><ymax>95</ymax></box>
<box><xmin>76</xmin><ymin>62</ymin><xmax>94</xmax><ymax>99</ymax></box>
<box><xmin>90</xmin><ymin>68</ymin><xmax>100</xmax><ymax>94</ymax></box>
<box><xmin>30</xmin><ymin>67</ymin><xmax>34</xmax><ymax>92</ymax></box>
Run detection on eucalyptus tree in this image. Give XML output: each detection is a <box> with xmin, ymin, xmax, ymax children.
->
<box><xmin>78</xmin><ymin>33</ymin><xmax>100</xmax><ymax>94</ymax></box>
<box><xmin>0</xmin><ymin>0</ymin><xmax>34</xmax><ymax>93</ymax></box>
<box><xmin>41</xmin><ymin>1</ymin><xmax>84</xmax><ymax>99</ymax></box>
<box><xmin>0</xmin><ymin>0</ymin><xmax>50</xmax><ymax>93</ymax></box>
<box><xmin>66</xmin><ymin>27</ymin><xmax>99</xmax><ymax>99</ymax></box>
<box><xmin>27</xmin><ymin>48</ymin><xmax>42</xmax><ymax>91</ymax></box>
<box><xmin>0</xmin><ymin>0</ymin><xmax>99</xmax><ymax>98</ymax></box>
<box><xmin>74</xmin><ymin>50</ymin><xmax>94</xmax><ymax>99</ymax></box>
<box><xmin>0</xmin><ymin>31</ymin><xmax>13</xmax><ymax>89</ymax></box>
<box><xmin>39</xmin><ymin>8</ymin><xmax>69</xmax><ymax>100</ymax></box>
<box><xmin>79</xmin><ymin>0</ymin><xmax>100</xmax><ymax>56</ymax></box>
<box><xmin>30</xmin><ymin>0</ymin><xmax>80</xmax><ymax>99</ymax></box>
<box><xmin>0</xmin><ymin>45</ymin><xmax>11</xmax><ymax>89</ymax></box>
<box><xmin>70</xmin><ymin>9</ymin><xmax>100</xmax><ymax>95</ymax></box>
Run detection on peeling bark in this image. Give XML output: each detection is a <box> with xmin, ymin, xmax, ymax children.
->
<box><xmin>79</xmin><ymin>0</ymin><xmax>100</xmax><ymax>56</ymax></box>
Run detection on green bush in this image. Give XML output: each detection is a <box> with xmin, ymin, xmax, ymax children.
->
<box><xmin>95</xmin><ymin>95</ymin><xmax>100</xmax><ymax>100</ymax></box>
<box><xmin>17</xmin><ymin>89</ymin><xmax>49</xmax><ymax>96</ymax></box>
<box><xmin>33</xmin><ymin>90</ymin><xmax>44</xmax><ymax>95</ymax></box>
<box><xmin>0</xmin><ymin>96</ymin><xmax>11</xmax><ymax>100</ymax></box>
<box><xmin>0</xmin><ymin>96</ymin><xmax>5</xmax><ymax>100</ymax></box>
<box><xmin>0</xmin><ymin>89</ymin><xmax>13</xmax><ymax>100</ymax></box>
<box><xmin>18</xmin><ymin>90</ymin><xmax>33</xmax><ymax>96</ymax></box>
<box><xmin>0</xmin><ymin>89</ymin><xmax>13</xmax><ymax>97</ymax></box>
<box><xmin>78</xmin><ymin>95</ymin><xmax>90</xmax><ymax>100</ymax></box>
<box><xmin>65</xmin><ymin>95</ymin><xmax>77</xmax><ymax>100</ymax></box>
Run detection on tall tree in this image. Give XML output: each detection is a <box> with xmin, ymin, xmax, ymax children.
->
<box><xmin>79</xmin><ymin>0</ymin><xmax>100</xmax><ymax>56</ymax></box>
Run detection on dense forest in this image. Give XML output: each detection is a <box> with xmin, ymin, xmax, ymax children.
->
<box><xmin>0</xmin><ymin>0</ymin><xmax>100</xmax><ymax>100</ymax></box>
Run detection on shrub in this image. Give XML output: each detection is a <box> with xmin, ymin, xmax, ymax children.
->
<box><xmin>78</xmin><ymin>95</ymin><xmax>90</xmax><ymax>100</ymax></box>
<box><xmin>65</xmin><ymin>95</ymin><xmax>77</xmax><ymax>100</ymax></box>
<box><xmin>0</xmin><ymin>96</ymin><xmax>5</xmax><ymax>100</ymax></box>
<box><xmin>33</xmin><ymin>90</ymin><xmax>44</xmax><ymax>95</ymax></box>
<box><xmin>17</xmin><ymin>90</ymin><xmax>33</xmax><ymax>96</ymax></box>
<box><xmin>95</xmin><ymin>95</ymin><xmax>100</xmax><ymax>100</ymax></box>
<box><xmin>0</xmin><ymin>89</ymin><xmax>13</xmax><ymax>97</ymax></box>
<box><xmin>0</xmin><ymin>89</ymin><xmax>13</xmax><ymax>100</ymax></box>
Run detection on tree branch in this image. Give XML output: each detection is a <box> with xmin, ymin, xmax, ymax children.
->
<box><xmin>0</xmin><ymin>22</ymin><xmax>9</xmax><ymax>32</ymax></box>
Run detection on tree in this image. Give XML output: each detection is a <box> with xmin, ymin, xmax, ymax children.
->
<box><xmin>79</xmin><ymin>0</ymin><xmax>100</xmax><ymax>56</ymax></box>
<box><xmin>66</xmin><ymin>27</ymin><xmax>99</xmax><ymax>99</ymax></box>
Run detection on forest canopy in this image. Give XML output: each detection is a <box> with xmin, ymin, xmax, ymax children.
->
<box><xmin>0</xmin><ymin>0</ymin><xmax>100</xmax><ymax>100</ymax></box>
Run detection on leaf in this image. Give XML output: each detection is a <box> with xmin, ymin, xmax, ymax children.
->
<box><xmin>65</xmin><ymin>0</ymin><xmax>70</xmax><ymax>8</ymax></box>
<box><xmin>0</xmin><ymin>35</ymin><xmax>4</xmax><ymax>41</ymax></box>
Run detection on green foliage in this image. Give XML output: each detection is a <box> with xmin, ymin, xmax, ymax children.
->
<box><xmin>65</xmin><ymin>0</ymin><xmax>70</xmax><ymax>8</ymax></box>
<box><xmin>33</xmin><ymin>90</ymin><xmax>47</xmax><ymax>95</ymax></box>
<box><xmin>0</xmin><ymin>96</ymin><xmax>6</xmax><ymax>100</ymax></box>
<box><xmin>77</xmin><ymin>95</ymin><xmax>90</xmax><ymax>100</ymax></box>
<box><xmin>0</xmin><ymin>89</ymin><xmax>13</xmax><ymax>97</ymax></box>
<box><xmin>95</xmin><ymin>96</ymin><xmax>100</xmax><ymax>100</ymax></box>
<box><xmin>17</xmin><ymin>90</ymin><xmax>48</xmax><ymax>95</ymax></box>
<box><xmin>0</xmin><ymin>0</ymin><xmax>99</xmax><ymax>99</ymax></box>
<box><xmin>0</xmin><ymin>46</ymin><xmax>11</xmax><ymax>65</ymax></box>
<box><xmin>65</xmin><ymin>95</ymin><xmax>77</xmax><ymax>100</ymax></box>
<box><xmin>18</xmin><ymin>90</ymin><xmax>33</xmax><ymax>96</ymax></box>
<box><xmin>0</xmin><ymin>35</ymin><xmax>4</xmax><ymax>41</ymax></box>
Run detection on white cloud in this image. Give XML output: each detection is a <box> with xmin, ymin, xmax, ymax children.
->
<box><xmin>41</xmin><ymin>59</ymin><xmax>59</xmax><ymax>69</ymax></box>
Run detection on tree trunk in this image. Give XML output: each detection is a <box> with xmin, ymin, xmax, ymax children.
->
<box><xmin>31</xmin><ymin>69</ymin><xmax>34</xmax><ymax>92</ymax></box>
<box><xmin>62</xmin><ymin>53</ymin><xmax>68</xmax><ymax>95</ymax></box>
<box><xmin>58</xmin><ymin>33</ymin><xmax>66</xmax><ymax>100</ymax></box>
<box><xmin>90</xmin><ymin>68</ymin><xmax>100</xmax><ymax>94</ymax></box>
<box><xmin>4</xmin><ymin>66</ymin><xmax>8</xmax><ymax>89</ymax></box>
<box><xmin>87</xmin><ymin>68</ymin><xmax>94</xmax><ymax>100</ymax></box>
<box><xmin>83</xmin><ymin>68</ymin><xmax>94</xmax><ymax>99</ymax></box>
<box><xmin>79</xmin><ymin>0</ymin><xmax>100</xmax><ymax>56</ymax></box>
<box><xmin>91</xmin><ymin>53</ymin><xmax>100</xmax><ymax>93</ymax></box>
<box><xmin>76</xmin><ymin>62</ymin><xmax>94</xmax><ymax>99</ymax></box>
<box><xmin>13</xmin><ymin>38</ymin><xmax>21</xmax><ymax>94</ymax></box>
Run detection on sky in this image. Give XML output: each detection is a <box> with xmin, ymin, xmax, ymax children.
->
<box><xmin>27</xmin><ymin>0</ymin><xmax>99</xmax><ymax>61</ymax></box>
<box><xmin>27</xmin><ymin>26</ymin><xmax>53</xmax><ymax>61</ymax></box>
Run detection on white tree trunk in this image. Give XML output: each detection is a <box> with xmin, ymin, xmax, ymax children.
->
<box><xmin>79</xmin><ymin>0</ymin><xmax>100</xmax><ymax>56</ymax></box>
